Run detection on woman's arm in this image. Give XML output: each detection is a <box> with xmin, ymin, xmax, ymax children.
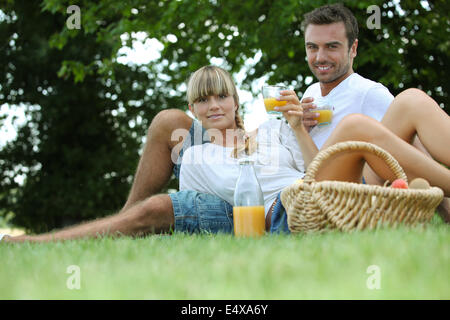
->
<box><xmin>291</xmin><ymin>125</ymin><xmax>319</xmax><ymax>168</ymax></box>
<box><xmin>276</xmin><ymin>90</ymin><xmax>319</xmax><ymax>168</ymax></box>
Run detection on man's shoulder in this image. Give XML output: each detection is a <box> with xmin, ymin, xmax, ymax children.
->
<box><xmin>348</xmin><ymin>73</ymin><xmax>389</xmax><ymax>92</ymax></box>
<box><xmin>304</xmin><ymin>73</ymin><xmax>383</xmax><ymax>92</ymax></box>
<box><xmin>338</xmin><ymin>73</ymin><xmax>392</xmax><ymax>103</ymax></box>
<box><xmin>303</xmin><ymin>73</ymin><xmax>392</xmax><ymax>100</ymax></box>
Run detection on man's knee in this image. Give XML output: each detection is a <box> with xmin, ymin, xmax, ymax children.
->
<box><xmin>397</xmin><ymin>88</ymin><xmax>427</xmax><ymax>100</ymax></box>
<box><xmin>332</xmin><ymin>114</ymin><xmax>385</xmax><ymax>144</ymax></box>
<box><xmin>138</xmin><ymin>194</ymin><xmax>174</xmax><ymax>232</ymax></box>
<box><xmin>147</xmin><ymin>109</ymin><xmax>193</xmax><ymax>148</ymax></box>
<box><xmin>141</xmin><ymin>194</ymin><xmax>173</xmax><ymax>213</ymax></box>
<box><xmin>336</xmin><ymin>114</ymin><xmax>371</xmax><ymax>135</ymax></box>
<box><xmin>395</xmin><ymin>88</ymin><xmax>434</xmax><ymax>110</ymax></box>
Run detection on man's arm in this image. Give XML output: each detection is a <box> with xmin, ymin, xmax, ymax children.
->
<box><xmin>121</xmin><ymin>109</ymin><xmax>193</xmax><ymax>212</ymax></box>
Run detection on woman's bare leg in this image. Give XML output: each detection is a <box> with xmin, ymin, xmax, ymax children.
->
<box><xmin>319</xmin><ymin>114</ymin><xmax>450</xmax><ymax>196</ymax></box>
<box><xmin>5</xmin><ymin>195</ymin><xmax>174</xmax><ymax>243</ymax></box>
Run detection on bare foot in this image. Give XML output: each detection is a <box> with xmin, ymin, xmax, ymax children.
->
<box><xmin>1</xmin><ymin>235</ymin><xmax>12</xmax><ymax>243</ymax></box>
<box><xmin>2</xmin><ymin>235</ymin><xmax>33</xmax><ymax>243</ymax></box>
<box><xmin>437</xmin><ymin>197</ymin><xmax>450</xmax><ymax>224</ymax></box>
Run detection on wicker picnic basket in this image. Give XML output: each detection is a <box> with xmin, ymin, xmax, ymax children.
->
<box><xmin>280</xmin><ymin>141</ymin><xmax>444</xmax><ymax>233</ymax></box>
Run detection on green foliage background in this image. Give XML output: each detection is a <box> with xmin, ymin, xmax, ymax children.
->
<box><xmin>0</xmin><ymin>0</ymin><xmax>448</xmax><ymax>232</ymax></box>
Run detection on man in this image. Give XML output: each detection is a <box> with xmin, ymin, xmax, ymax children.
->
<box><xmin>278</xmin><ymin>4</ymin><xmax>394</xmax><ymax>185</ymax></box>
<box><xmin>1</xmin><ymin>4</ymin><xmax>445</xmax><ymax>243</ymax></box>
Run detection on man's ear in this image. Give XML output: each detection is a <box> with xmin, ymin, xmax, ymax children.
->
<box><xmin>350</xmin><ymin>39</ymin><xmax>358</xmax><ymax>58</ymax></box>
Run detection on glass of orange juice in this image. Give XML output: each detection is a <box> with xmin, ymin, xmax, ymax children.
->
<box><xmin>314</xmin><ymin>97</ymin><xmax>334</xmax><ymax>126</ymax></box>
<box><xmin>262</xmin><ymin>85</ymin><xmax>287</xmax><ymax>119</ymax></box>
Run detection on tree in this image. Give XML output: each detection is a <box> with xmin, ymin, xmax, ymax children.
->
<box><xmin>38</xmin><ymin>0</ymin><xmax>449</xmax><ymax>106</ymax></box>
<box><xmin>0</xmin><ymin>0</ymin><xmax>448</xmax><ymax>232</ymax></box>
<box><xmin>0</xmin><ymin>0</ymin><xmax>175</xmax><ymax>232</ymax></box>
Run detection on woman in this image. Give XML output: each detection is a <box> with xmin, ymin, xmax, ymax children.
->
<box><xmin>2</xmin><ymin>66</ymin><xmax>449</xmax><ymax>242</ymax></box>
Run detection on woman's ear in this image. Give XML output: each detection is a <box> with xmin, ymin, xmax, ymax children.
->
<box><xmin>188</xmin><ymin>104</ymin><xmax>195</xmax><ymax>117</ymax></box>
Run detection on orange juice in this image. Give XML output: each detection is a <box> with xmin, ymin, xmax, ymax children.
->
<box><xmin>314</xmin><ymin>109</ymin><xmax>333</xmax><ymax>126</ymax></box>
<box><xmin>263</xmin><ymin>98</ymin><xmax>287</xmax><ymax>112</ymax></box>
<box><xmin>233</xmin><ymin>206</ymin><xmax>265</xmax><ymax>237</ymax></box>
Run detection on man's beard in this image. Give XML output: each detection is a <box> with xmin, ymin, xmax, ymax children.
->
<box><xmin>311</xmin><ymin>57</ymin><xmax>351</xmax><ymax>84</ymax></box>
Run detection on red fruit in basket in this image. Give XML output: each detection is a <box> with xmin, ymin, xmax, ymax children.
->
<box><xmin>391</xmin><ymin>179</ymin><xmax>408</xmax><ymax>189</ymax></box>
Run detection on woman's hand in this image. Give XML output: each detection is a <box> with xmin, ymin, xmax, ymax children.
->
<box><xmin>274</xmin><ymin>90</ymin><xmax>305</xmax><ymax>130</ymax></box>
<box><xmin>275</xmin><ymin>90</ymin><xmax>319</xmax><ymax>167</ymax></box>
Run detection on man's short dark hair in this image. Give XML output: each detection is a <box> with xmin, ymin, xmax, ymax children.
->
<box><xmin>303</xmin><ymin>3</ymin><xmax>359</xmax><ymax>49</ymax></box>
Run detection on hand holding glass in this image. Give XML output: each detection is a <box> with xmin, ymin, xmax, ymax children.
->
<box><xmin>313</xmin><ymin>97</ymin><xmax>334</xmax><ymax>126</ymax></box>
<box><xmin>262</xmin><ymin>86</ymin><xmax>287</xmax><ymax>117</ymax></box>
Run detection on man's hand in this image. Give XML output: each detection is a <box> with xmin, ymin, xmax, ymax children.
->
<box><xmin>300</xmin><ymin>97</ymin><xmax>318</xmax><ymax>132</ymax></box>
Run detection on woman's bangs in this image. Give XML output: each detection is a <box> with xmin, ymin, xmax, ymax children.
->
<box><xmin>189</xmin><ymin>68</ymin><xmax>234</xmax><ymax>103</ymax></box>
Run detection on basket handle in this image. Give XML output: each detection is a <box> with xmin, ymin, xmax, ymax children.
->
<box><xmin>304</xmin><ymin>141</ymin><xmax>408</xmax><ymax>183</ymax></box>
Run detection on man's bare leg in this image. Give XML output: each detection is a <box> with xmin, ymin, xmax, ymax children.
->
<box><xmin>2</xmin><ymin>110</ymin><xmax>192</xmax><ymax>243</ymax></box>
<box><xmin>5</xmin><ymin>195</ymin><xmax>174</xmax><ymax>243</ymax></box>
<box><xmin>121</xmin><ymin>109</ymin><xmax>193</xmax><ymax>212</ymax></box>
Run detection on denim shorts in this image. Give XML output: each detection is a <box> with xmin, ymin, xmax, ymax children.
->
<box><xmin>269</xmin><ymin>192</ymin><xmax>290</xmax><ymax>234</ymax></box>
<box><xmin>169</xmin><ymin>190</ymin><xmax>234</xmax><ymax>234</ymax></box>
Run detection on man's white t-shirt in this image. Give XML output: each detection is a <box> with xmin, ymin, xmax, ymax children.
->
<box><xmin>303</xmin><ymin>73</ymin><xmax>394</xmax><ymax>149</ymax></box>
<box><xmin>180</xmin><ymin>120</ymin><xmax>305</xmax><ymax>217</ymax></box>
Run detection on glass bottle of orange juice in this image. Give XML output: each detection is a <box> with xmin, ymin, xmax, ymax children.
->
<box><xmin>233</xmin><ymin>159</ymin><xmax>265</xmax><ymax>237</ymax></box>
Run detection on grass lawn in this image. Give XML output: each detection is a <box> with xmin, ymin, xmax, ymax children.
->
<box><xmin>1</xmin><ymin>216</ymin><xmax>449</xmax><ymax>300</ymax></box>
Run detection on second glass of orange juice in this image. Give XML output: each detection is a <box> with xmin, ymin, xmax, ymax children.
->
<box><xmin>314</xmin><ymin>97</ymin><xmax>334</xmax><ymax>126</ymax></box>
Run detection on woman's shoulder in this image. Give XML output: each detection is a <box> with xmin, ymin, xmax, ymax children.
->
<box><xmin>182</xmin><ymin>142</ymin><xmax>230</xmax><ymax>161</ymax></box>
<box><xmin>183</xmin><ymin>142</ymin><xmax>216</xmax><ymax>154</ymax></box>
<box><xmin>258</xmin><ymin>119</ymin><xmax>282</xmax><ymax>132</ymax></box>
